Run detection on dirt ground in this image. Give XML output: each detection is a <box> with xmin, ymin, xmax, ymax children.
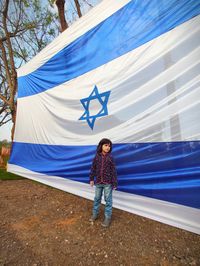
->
<box><xmin>0</xmin><ymin>179</ymin><xmax>200</xmax><ymax>266</ymax></box>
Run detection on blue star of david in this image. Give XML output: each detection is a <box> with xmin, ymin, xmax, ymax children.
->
<box><xmin>79</xmin><ymin>85</ymin><xmax>111</xmax><ymax>130</ymax></box>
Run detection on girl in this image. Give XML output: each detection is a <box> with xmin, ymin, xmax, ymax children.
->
<box><xmin>89</xmin><ymin>138</ymin><xmax>117</xmax><ymax>227</ymax></box>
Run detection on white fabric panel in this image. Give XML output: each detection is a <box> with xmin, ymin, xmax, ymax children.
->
<box><xmin>17</xmin><ymin>0</ymin><xmax>131</xmax><ymax>77</ymax></box>
<box><xmin>14</xmin><ymin>16</ymin><xmax>200</xmax><ymax>145</ymax></box>
<box><xmin>8</xmin><ymin>163</ymin><xmax>200</xmax><ymax>235</ymax></box>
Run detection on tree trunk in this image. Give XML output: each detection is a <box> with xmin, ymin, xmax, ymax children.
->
<box><xmin>74</xmin><ymin>0</ymin><xmax>82</xmax><ymax>18</ymax></box>
<box><xmin>55</xmin><ymin>0</ymin><xmax>68</xmax><ymax>32</ymax></box>
<box><xmin>11</xmin><ymin>107</ymin><xmax>16</xmax><ymax>142</ymax></box>
<box><xmin>1</xmin><ymin>0</ymin><xmax>18</xmax><ymax>143</ymax></box>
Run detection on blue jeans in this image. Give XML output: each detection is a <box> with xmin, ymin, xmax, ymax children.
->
<box><xmin>93</xmin><ymin>184</ymin><xmax>113</xmax><ymax>219</ymax></box>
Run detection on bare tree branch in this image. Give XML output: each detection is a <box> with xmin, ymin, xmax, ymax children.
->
<box><xmin>0</xmin><ymin>93</ymin><xmax>9</xmax><ymax>105</ymax></box>
<box><xmin>82</xmin><ymin>0</ymin><xmax>93</xmax><ymax>8</ymax></box>
<box><xmin>0</xmin><ymin>115</ymin><xmax>12</xmax><ymax>126</ymax></box>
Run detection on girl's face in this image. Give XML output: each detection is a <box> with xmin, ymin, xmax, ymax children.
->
<box><xmin>102</xmin><ymin>143</ymin><xmax>111</xmax><ymax>154</ymax></box>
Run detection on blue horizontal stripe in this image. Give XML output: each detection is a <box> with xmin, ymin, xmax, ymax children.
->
<box><xmin>18</xmin><ymin>0</ymin><xmax>200</xmax><ymax>98</ymax></box>
<box><xmin>9</xmin><ymin>141</ymin><xmax>200</xmax><ymax>209</ymax></box>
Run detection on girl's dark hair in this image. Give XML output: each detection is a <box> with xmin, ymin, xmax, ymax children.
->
<box><xmin>96</xmin><ymin>138</ymin><xmax>112</xmax><ymax>154</ymax></box>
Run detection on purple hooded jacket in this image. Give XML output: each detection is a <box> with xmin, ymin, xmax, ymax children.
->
<box><xmin>89</xmin><ymin>152</ymin><xmax>118</xmax><ymax>188</ymax></box>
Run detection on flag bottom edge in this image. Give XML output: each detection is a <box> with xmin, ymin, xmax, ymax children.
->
<box><xmin>7</xmin><ymin>163</ymin><xmax>200</xmax><ymax>235</ymax></box>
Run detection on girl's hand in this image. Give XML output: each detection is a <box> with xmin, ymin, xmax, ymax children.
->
<box><xmin>113</xmin><ymin>187</ymin><xmax>117</xmax><ymax>190</ymax></box>
<box><xmin>90</xmin><ymin>181</ymin><xmax>94</xmax><ymax>187</ymax></box>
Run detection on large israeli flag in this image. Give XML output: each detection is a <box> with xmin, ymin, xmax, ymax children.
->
<box><xmin>8</xmin><ymin>0</ymin><xmax>200</xmax><ymax>234</ymax></box>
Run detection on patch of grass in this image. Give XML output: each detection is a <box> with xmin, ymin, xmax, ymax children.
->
<box><xmin>0</xmin><ymin>168</ymin><xmax>24</xmax><ymax>180</ymax></box>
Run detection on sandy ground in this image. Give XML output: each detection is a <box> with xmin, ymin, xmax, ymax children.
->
<box><xmin>0</xmin><ymin>179</ymin><xmax>200</xmax><ymax>266</ymax></box>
